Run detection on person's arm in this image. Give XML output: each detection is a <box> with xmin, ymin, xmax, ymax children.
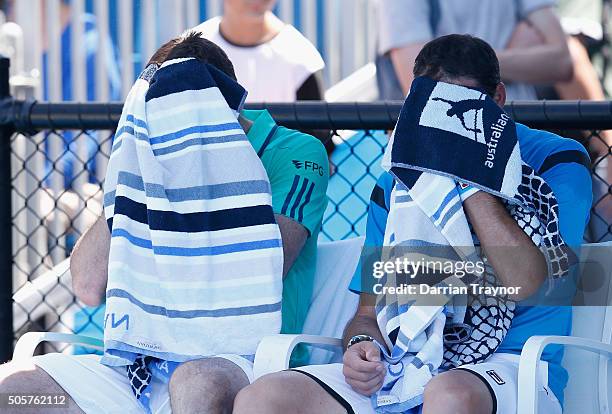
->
<box><xmin>70</xmin><ymin>212</ymin><xmax>309</xmax><ymax>302</ymax></box>
<box><xmin>275</xmin><ymin>214</ymin><xmax>308</xmax><ymax>278</ymax></box>
<box><xmin>268</xmin><ymin>132</ymin><xmax>330</xmax><ymax>274</ymax></box>
<box><xmin>341</xmin><ymin>295</ymin><xmax>386</xmax><ymax>396</ymax></box>
<box><xmin>555</xmin><ymin>36</ymin><xmax>605</xmax><ymax>101</ymax></box>
<box><xmin>537</xmin><ymin>140</ymin><xmax>592</xmax><ymax>247</ymax></box>
<box><xmin>69</xmin><ymin>213</ymin><xmax>307</xmax><ymax>304</ymax></box>
<box><xmin>463</xmin><ymin>192</ymin><xmax>547</xmax><ymax>300</ymax></box>
<box><xmin>338</xmin><ymin>175</ymin><xmax>394</xmax><ymax>396</ymax></box>
<box><xmin>342</xmin><ymin>295</ymin><xmax>387</xmax><ymax>348</ymax></box>
<box><xmin>389</xmin><ymin>43</ymin><xmax>427</xmax><ymax>96</ymax></box>
<box><xmin>70</xmin><ymin>214</ymin><xmax>110</xmax><ymax>306</ymax></box>
<box><xmin>554</xmin><ymin>36</ymin><xmax>612</xmax><ymax>158</ymax></box>
<box><xmin>378</xmin><ymin>0</ymin><xmax>431</xmax><ymax>95</ymax></box>
<box><xmin>343</xmin><ymin>174</ymin><xmax>393</xmax><ymax>350</ymax></box>
<box><xmin>498</xmin><ymin>7</ymin><xmax>573</xmax><ymax>83</ymax></box>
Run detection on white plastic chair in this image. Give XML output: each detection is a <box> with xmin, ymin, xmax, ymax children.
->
<box><xmin>12</xmin><ymin>238</ymin><xmax>611</xmax><ymax>414</ymax></box>
<box><xmin>518</xmin><ymin>242</ymin><xmax>612</xmax><ymax>414</ymax></box>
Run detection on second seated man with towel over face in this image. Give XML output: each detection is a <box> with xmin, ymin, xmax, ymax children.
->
<box><xmin>235</xmin><ymin>34</ymin><xmax>592</xmax><ymax>414</ymax></box>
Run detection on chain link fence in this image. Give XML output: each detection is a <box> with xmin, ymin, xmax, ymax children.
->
<box><xmin>1</xmin><ymin>82</ymin><xmax>612</xmax><ymax>361</ymax></box>
<box><xmin>10</xmin><ymin>127</ymin><xmax>114</xmax><ymax>353</ymax></box>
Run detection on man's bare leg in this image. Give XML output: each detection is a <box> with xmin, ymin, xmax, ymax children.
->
<box><xmin>233</xmin><ymin>371</ymin><xmax>346</xmax><ymax>414</ymax></box>
<box><xmin>169</xmin><ymin>357</ymin><xmax>250</xmax><ymax>414</ymax></box>
<box><xmin>422</xmin><ymin>370</ymin><xmax>493</xmax><ymax>414</ymax></box>
<box><xmin>0</xmin><ymin>360</ymin><xmax>83</xmax><ymax>414</ymax></box>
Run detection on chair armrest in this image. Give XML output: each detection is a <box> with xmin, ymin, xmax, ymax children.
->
<box><xmin>253</xmin><ymin>334</ymin><xmax>343</xmax><ymax>379</ymax></box>
<box><xmin>13</xmin><ymin>332</ymin><xmax>104</xmax><ymax>361</ymax></box>
<box><xmin>518</xmin><ymin>335</ymin><xmax>612</xmax><ymax>414</ymax></box>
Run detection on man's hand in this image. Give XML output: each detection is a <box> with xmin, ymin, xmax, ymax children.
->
<box><xmin>342</xmin><ymin>341</ymin><xmax>385</xmax><ymax>396</ymax></box>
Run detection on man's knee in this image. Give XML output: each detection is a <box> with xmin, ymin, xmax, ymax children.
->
<box><xmin>0</xmin><ymin>361</ymin><xmax>82</xmax><ymax>414</ymax></box>
<box><xmin>169</xmin><ymin>358</ymin><xmax>248</xmax><ymax>412</ymax></box>
<box><xmin>0</xmin><ymin>361</ymin><xmax>50</xmax><ymax>392</ymax></box>
<box><xmin>233</xmin><ymin>373</ymin><xmax>288</xmax><ymax>414</ymax></box>
<box><xmin>234</xmin><ymin>371</ymin><xmax>347</xmax><ymax>414</ymax></box>
<box><xmin>423</xmin><ymin>370</ymin><xmax>493</xmax><ymax>414</ymax></box>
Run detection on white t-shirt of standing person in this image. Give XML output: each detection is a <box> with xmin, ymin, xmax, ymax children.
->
<box><xmin>194</xmin><ymin>16</ymin><xmax>325</xmax><ymax>102</ymax></box>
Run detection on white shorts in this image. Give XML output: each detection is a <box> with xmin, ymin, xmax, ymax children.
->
<box><xmin>293</xmin><ymin>353</ymin><xmax>562</xmax><ymax>414</ymax></box>
<box><xmin>32</xmin><ymin>353</ymin><xmax>254</xmax><ymax>414</ymax></box>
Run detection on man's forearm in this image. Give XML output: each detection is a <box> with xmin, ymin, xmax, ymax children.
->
<box><xmin>497</xmin><ymin>44</ymin><xmax>572</xmax><ymax>84</ymax></box>
<box><xmin>70</xmin><ymin>215</ymin><xmax>110</xmax><ymax>306</ymax></box>
<box><xmin>342</xmin><ymin>300</ymin><xmax>386</xmax><ymax>350</ymax></box>
<box><xmin>390</xmin><ymin>43</ymin><xmax>426</xmax><ymax>95</ymax></box>
<box><xmin>498</xmin><ymin>7</ymin><xmax>572</xmax><ymax>84</ymax></box>
<box><xmin>463</xmin><ymin>192</ymin><xmax>547</xmax><ymax>299</ymax></box>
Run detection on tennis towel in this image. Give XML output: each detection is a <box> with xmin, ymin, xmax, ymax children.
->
<box><xmin>371</xmin><ymin>178</ymin><xmax>472</xmax><ymax>413</ymax></box>
<box><xmin>372</xmin><ymin>77</ymin><xmax>572</xmax><ymax>413</ymax></box>
<box><xmin>101</xmin><ymin>58</ymin><xmax>283</xmax><ymax>410</ymax></box>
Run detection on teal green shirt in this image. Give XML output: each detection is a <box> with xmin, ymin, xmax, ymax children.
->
<box><xmin>243</xmin><ymin>110</ymin><xmax>329</xmax><ymax>366</ymax></box>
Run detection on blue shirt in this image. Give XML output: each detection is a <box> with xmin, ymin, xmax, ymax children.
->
<box><xmin>349</xmin><ymin>123</ymin><xmax>592</xmax><ymax>405</ymax></box>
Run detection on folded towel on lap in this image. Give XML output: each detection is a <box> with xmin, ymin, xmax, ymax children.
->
<box><xmin>371</xmin><ymin>77</ymin><xmax>572</xmax><ymax>413</ymax></box>
<box><xmin>102</xmin><ymin>58</ymin><xmax>283</xmax><ymax>412</ymax></box>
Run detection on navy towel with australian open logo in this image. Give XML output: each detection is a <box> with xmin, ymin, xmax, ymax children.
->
<box><xmin>380</xmin><ymin>76</ymin><xmax>575</xmax><ymax>380</ymax></box>
<box><xmin>388</xmin><ymin>76</ymin><xmax>522</xmax><ymax>197</ymax></box>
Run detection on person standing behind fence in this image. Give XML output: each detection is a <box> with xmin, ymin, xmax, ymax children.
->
<box><xmin>40</xmin><ymin>0</ymin><xmax>121</xmax><ymax>103</ymax></box>
<box><xmin>375</xmin><ymin>0</ymin><xmax>573</xmax><ymax>101</ymax></box>
<box><xmin>193</xmin><ymin>0</ymin><xmax>325</xmax><ymax>102</ymax></box>
<box><xmin>38</xmin><ymin>0</ymin><xmax>121</xmax><ymax>256</ymax></box>
<box><xmin>6</xmin><ymin>0</ymin><xmax>121</xmax><ymax>188</ymax></box>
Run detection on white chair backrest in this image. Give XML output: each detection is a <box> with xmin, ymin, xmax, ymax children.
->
<box><xmin>302</xmin><ymin>237</ymin><xmax>364</xmax><ymax>365</ymax></box>
<box><xmin>563</xmin><ymin>242</ymin><xmax>612</xmax><ymax>414</ymax></box>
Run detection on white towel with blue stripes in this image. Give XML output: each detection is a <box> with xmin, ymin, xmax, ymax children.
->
<box><xmin>101</xmin><ymin>58</ymin><xmax>283</xmax><ymax>410</ymax></box>
<box><xmin>371</xmin><ymin>77</ymin><xmax>573</xmax><ymax>413</ymax></box>
<box><xmin>371</xmin><ymin>179</ymin><xmax>471</xmax><ymax>413</ymax></box>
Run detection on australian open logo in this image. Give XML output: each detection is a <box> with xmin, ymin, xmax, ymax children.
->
<box><xmin>419</xmin><ymin>82</ymin><xmax>509</xmax><ymax>168</ymax></box>
<box><xmin>419</xmin><ymin>82</ymin><xmax>487</xmax><ymax>144</ymax></box>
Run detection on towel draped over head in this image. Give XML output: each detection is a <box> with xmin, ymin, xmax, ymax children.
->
<box><xmin>101</xmin><ymin>58</ymin><xmax>283</xmax><ymax>411</ymax></box>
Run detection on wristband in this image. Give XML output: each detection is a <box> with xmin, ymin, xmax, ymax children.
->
<box><xmin>457</xmin><ymin>181</ymin><xmax>479</xmax><ymax>201</ymax></box>
<box><xmin>347</xmin><ymin>334</ymin><xmax>374</xmax><ymax>350</ymax></box>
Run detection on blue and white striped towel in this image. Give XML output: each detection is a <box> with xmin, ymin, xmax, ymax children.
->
<box><xmin>101</xmin><ymin>58</ymin><xmax>283</xmax><ymax>410</ymax></box>
<box><xmin>371</xmin><ymin>77</ymin><xmax>572</xmax><ymax>413</ymax></box>
<box><xmin>371</xmin><ymin>179</ymin><xmax>471</xmax><ymax>413</ymax></box>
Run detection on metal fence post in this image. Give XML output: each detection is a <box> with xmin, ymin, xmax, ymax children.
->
<box><xmin>0</xmin><ymin>55</ymin><xmax>14</xmax><ymax>363</ymax></box>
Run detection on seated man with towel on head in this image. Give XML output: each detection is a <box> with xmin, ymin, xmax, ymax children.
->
<box><xmin>235</xmin><ymin>34</ymin><xmax>592</xmax><ymax>414</ymax></box>
<box><xmin>0</xmin><ymin>33</ymin><xmax>328</xmax><ymax>414</ymax></box>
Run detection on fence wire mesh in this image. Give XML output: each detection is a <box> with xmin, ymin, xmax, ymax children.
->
<box><xmin>5</xmin><ymin>103</ymin><xmax>612</xmax><ymax>359</ymax></box>
<box><xmin>11</xmin><ymin>128</ymin><xmax>114</xmax><ymax>352</ymax></box>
